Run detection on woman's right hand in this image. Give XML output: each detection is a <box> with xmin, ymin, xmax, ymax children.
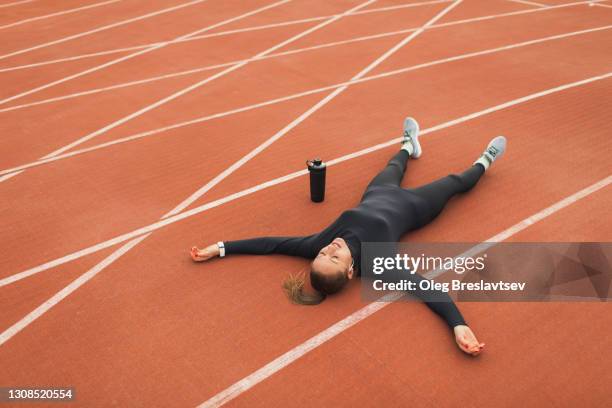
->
<box><xmin>190</xmin><ymin>244</ymin><xmax>220</xmax><ymax>262</ymax></box>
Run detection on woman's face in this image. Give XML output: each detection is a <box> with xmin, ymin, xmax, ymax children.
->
<box><xmin>312</xmin><ymin>237</ymin><xmax>354</xmax><ymax>279</ymax></box>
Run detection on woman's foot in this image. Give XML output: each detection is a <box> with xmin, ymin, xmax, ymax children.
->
<box><xmin>401</xmin><ymin>117</ymin><xmax>422</xmax><ymax>158</ymax></box>
<box><xmin>474</xmin><ymin>136</ymin><xmax>506</xmax><ymax>170</ymax></box>
<box><xmin>453</xmin><ymin>325</ymin><xmax>485</xmax><ymax>356</ymax></box>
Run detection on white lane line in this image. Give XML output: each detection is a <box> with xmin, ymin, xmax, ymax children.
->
<box><xmin>196</xmin><ymin>174</ymin><xmax>612</xmax><ymax>408</ymax></box>
<box><xmin>0</xmin><ymin>234</ymin><xmax>149</xmax><ymax>347</ymax></box>
<box><xmin>165</xmin><ymin>0</ymin><xmax>463</xmax><ymax>218</ymax></box>
<box><xmin>0</xmin><ymin>0</ymin><xmax>207</xmax><ymax>62</ymax></box>
<box><xmin>0</xmin><ymin>0</ymin><xmax>600</xmax><ymax>112</ymax></box>
<box><xmin>593</xmin><ymin>2</ymin><xmax>612</xmax><ymax>8</ymax></box>
<box><xmin>35</xmin><ymin>0</ymin><xmax>375</xmax><ymax>160</ymax></box>
<box><xmin>2</xmin><ymin>69</ymin><xmax>607</xmax><ymax>291</ymax></box>
<box><xmin>0</xmin><ymin>0</ymin><xmax>122</xmax><ymax>31</ymax></box>
<box><xmin>507</xmin><ymin>0</ymin><xmax>547</xmax><ymax>8</ymax></box>
<box><xmin>199</xmin><ymin>297</ymin><xmax>393</xmax><ymax>408</ymax></box>
<box><xmin>0</xmin><ymin>0</ymin><xmax>34</xmax><ymax>8</ymax></box>
<box><xmin>0</xmin><ymin>0</ymin><xmax>378</xmax><ymax>348</ymax></box>
<box><xmin>0</xmin><ymin>0</ymin><xmax>295</xmax><ymax>108</ymax></box>
<box><xmin>0</xmin><ymin>173</ymin><xmax>18</xmax><ymax>183</ymax></box>
<box><xmin>0</xmin><ymin>46</ymin><xmax>159</xmax><ymax>73</ymax></box>
<box><xmin>0</xmin><ymin>0</ymin><xmax>452</xmax><ymax>73</ymax></box>
<box><xmin>1</xmin><ymin>24</ymin><xmax>609</xmax><ymax>178</ymax></box>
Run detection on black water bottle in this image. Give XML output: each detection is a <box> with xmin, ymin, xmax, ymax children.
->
<box><xmin>306</xmin><ymin>158</ymin><xmax>326</xmax><ymax>202</ymax></box>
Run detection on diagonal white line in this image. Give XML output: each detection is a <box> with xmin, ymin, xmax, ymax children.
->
<box><xmin>0</xmin><ymin>0</ymin><xmax>34</xmax><ymax>8</ymax></box>
<box><xmin>0</xmin><ymin>234</ymin><xmax>150</xmax><ymax>347</ymax></box>
<box><xmin>0</xmin><ymin>71</ymin><xmax>609</xmax><ymax>289</ymax></box>
<box><xmin>1</xmin><ymin>24</ymin><xmax>610</xmax><ymax>179</ymax></box>
<box><xmin>0</xmin><ymin>172</ymin><xmax>20</xmax><ymax>182</ymax></box>
<box><xmin>506</xmin><ymin>0</ymin><xmax>547</xmax><ymax>7</ymax></box>
<box><xmin>0</xmin><ymin>0</ymin><xmax>452</xmax><ymax>73</ymax></box>
<box><xmin>164</xmin><ymin>0</ymin><xmax>464</xmax><ymax>218</ymax></box>
<box><xmin>197</xmin><ymin>298</ymin><xmax>391</xmax><ymax>407</ymax></box>
<box><xmin>0</xmin><ymin>0</ymin><xmax>207</xmax><ymax>63</ymax></box>
<box><xmin>195</xmin><ymin>173</ymin><xmax>612</xmax><ymax>408</ymax></box>
<box><xmin>593</xmin><ymin>2</ymin><xmax>612</xmax><ymax>8</ymax></box>
<box><xmin>0</xmin><ymin>0</ymin><xmax>122</xmax><ymax>31</ymax></box>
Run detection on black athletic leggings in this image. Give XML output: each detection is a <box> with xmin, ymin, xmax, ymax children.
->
<box><xmin>361</xmin><ymin>150</ymin><xmax>484</xmax><ymax>327</ymax></box>
<box><xmin>364</xmin><ymin>149</ymin><xmax>484</xmax><ymax>224</ymax></box>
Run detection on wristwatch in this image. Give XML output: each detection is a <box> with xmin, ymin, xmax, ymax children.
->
<box><xmin>217</xmin><ymin>241</ymin><xmax>225</xmax><ymax>257</ymax></box>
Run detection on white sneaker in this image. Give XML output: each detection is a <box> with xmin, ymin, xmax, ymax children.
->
<box><xmin>474</xmin><ymin>136</ymin><xmax>506</xmax><ymax>170</ymax></box>
<box><xmin>401</xmin><ymin>117</ymin><xmax>421</xmax><ymax>158</ymax></box>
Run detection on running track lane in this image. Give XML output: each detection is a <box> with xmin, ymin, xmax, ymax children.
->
<box><xmin>175</xmin><ymin>29</ymin><xmax>612</xmax><ymax>208</ymax></box>
<box><xmin>0</xmin><ymin>0</ymin><xmax>269</xmax><ymax>64</ymax></box>
<box><xmin>222</xmin><ymin>181</ymin><xmax>612</xmax><ymax>407</ymax></box>
<box><xmin>2</xmin><ymin>1</ymin><xmax>608</xmax><ymax>404</ymax></box>
<box><xmin>0</xmin><ymin>78</ymin><xmax>610</xmax><ymax>405</ymax></box>
<box><xmin>0</xmin><ymin>0</ymin><xmax>381</xmax><ymax>169</ymax></box>
<box><xmin>0</xmin><ymin>0</ymin><xmax>121</xmax><ymax>28</ymax></box>
<box><xmin>0</xmin><ymin>27</ymin><xmax>609</xmax><ymax>288</ymax></box>
<box><xmin>1</xmin><ymin>1</ymin><xmax>607</xmax><ymax>172</ymax></box>
<box><xmin>0</xmin><ymin>2</ymin><xmax>449</xmax><ymax>274</ymax></box>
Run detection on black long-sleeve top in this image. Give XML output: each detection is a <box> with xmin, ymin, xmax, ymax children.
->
<box><xmin>223</xmin><ymin>185</ymin><xmax>467</xmax><ymax>329</ymax></box>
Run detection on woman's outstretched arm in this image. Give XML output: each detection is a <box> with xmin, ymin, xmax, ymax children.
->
<box><xmin>191</xmin><ymin>235</ymin><xmax>317</xmax><ymax>262</ymax></box>
<box><xmin>224</xmin><ymin>236</ymin><xmax>314</xmax><ymax>257</ymax></box>
<box><xmin>402</xmin><ymin>272</ymin><xmax>485</xmax><ymax>356</ymax></box>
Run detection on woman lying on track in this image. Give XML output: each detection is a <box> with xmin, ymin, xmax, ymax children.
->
<box><xmin>191</xmin><ymin>118</ymin><xmax>506</xmax><ymax>356</ymax></box>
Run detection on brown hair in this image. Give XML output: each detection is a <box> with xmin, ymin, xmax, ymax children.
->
<box><xmin>282</xmin><ymin>264</ymin><xmax>349</xmax><ymax>306</ymax></box>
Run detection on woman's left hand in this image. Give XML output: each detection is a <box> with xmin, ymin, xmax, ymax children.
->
<box><xmin>453</xmin><ymin>325</ymin><xmax>485</xmax><ymax>356</ymax></box>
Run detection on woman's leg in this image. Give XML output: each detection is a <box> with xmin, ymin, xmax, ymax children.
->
<box><xmin>408</xmin><ymin>136</ymin><xmax>507</xmax><ymax>224</ymax></box>
<box><xmin>360</xmin><ymin>117</ymin><xmax>420</xmax><ymax>199</ymax></box>
<box><xmin>364</xmin><ymin>149</ymin><xmax>410</xmax><ymax>190</ymax></box>
<box><xmin>408</xmin><ymin>163</ymin><xmax>485</xmax><ymax>223</ymax></box>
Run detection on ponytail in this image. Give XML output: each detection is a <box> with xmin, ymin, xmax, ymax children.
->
<box><xmin>282</xmin><ymin>272</ymin><xmax>326</xmax><ymax>305</ymax></box>
<box><xmin>282</xmin><ymin>263</ymin><xmax>350</xmax><ymax>305</ymax></box>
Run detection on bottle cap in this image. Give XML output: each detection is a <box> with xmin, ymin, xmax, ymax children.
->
<box><xmin>306</xmin><ymin>158</ymin><xmax>325</xmax><ymax>169</ymax></box>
